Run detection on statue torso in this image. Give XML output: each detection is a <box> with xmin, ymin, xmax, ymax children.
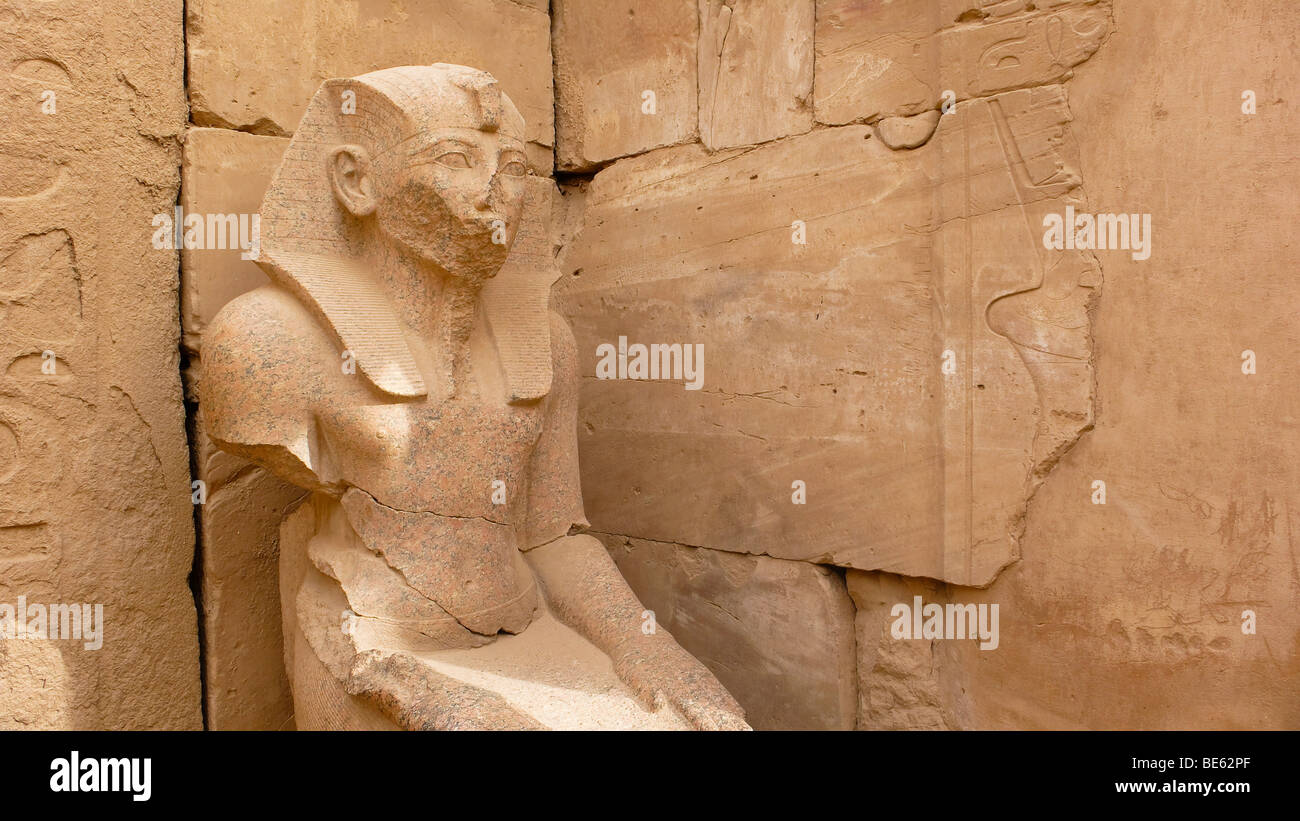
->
<box><xmin>317</xmin><ymin>392</ymin><xmax>543</xmax><ymax>520</ymax></box>
<box><xmin>226</xmin><ymin>287</ymin><xmax>557</xmax><ymax>642</ymax></box>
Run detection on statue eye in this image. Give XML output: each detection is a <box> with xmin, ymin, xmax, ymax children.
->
<box><xmin>501</xmin><ymin>158</ymin><xmax>527</xmax><ymax>177</ymax></box>
<box><xmin>434</xmin><ymin>151</ymin><xmax>472</xmax><ymax>169</ymax></box>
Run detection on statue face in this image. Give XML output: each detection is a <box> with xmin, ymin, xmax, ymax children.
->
<box><xmin>369</xmin><ymin>96</ymin><xmax>528</xmax><ymax>284</ymax></box>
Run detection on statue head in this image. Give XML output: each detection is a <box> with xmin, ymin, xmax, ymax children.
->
<box><xmin>262</xmin><ymin>64</ymin><xmax>529</xmax><ymax>286</ymax></box>
<box><xmin>254</xmin><ymin>65</ymin><xmax>556</xmax><ymax>402</ymax></box>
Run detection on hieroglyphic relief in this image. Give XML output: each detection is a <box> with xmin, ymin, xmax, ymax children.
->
<box><xmin>0</xmin><ymin>229</ymin><xmax>82</xmax><ymax>589</ymax></box>
<box><xmin>0</xmin><ymin>0</ymin><xmax>200</xmax><ymax>729</ymax></box>
<box><xmin>814</xmin><ymin>0</ymin><xmax>1111</xmax><ymax>124</ymax></box>
<box><xmin>555</xmin><ymin>1</ymin><xmax>1110</xmax><ymax>587</ymax></box>
<box><xmin>932</xmin><ymin>84</ymin><xmax>1098</xmax><ymax>584</ymax></box>
<box><xmin>0</xmin><ymin>20</ymin><xmax>84</xmax><ymax>727</ymax></box>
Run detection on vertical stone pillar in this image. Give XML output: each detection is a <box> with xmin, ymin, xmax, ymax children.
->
<box><xmin>0</xmin><ymin>0</ymin><xmax>200</xmax><ymax>728</ymax></box>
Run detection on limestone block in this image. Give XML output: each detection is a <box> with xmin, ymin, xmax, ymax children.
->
<box><xmin>557</xmin><ymin>83</ymin><xmax>1098</xmax><ymax>586</ymax></box>
<box><xmin>553</xmin><ymin>0</ymin><xmax>698</xmax><ymax>170</ymax></box>
<box><xmin>601</xmin><ymin>534</ymin><xmax>856</xmax><ymax>730</ymax></box>
<box><xmin>0</xmin><ymin>0</ymin><xmax>200</xmax><ymax>728</ymax></box>
<box><xmin>814</xmin><ymin>0</ymin><xmax>1111</xmax><ymax>125</ymax></box>
<box><xmin>193</xmin><ymin>416</ymin><xmax>304</xmax><ymax>730</ymax></box>
<box><xmin>698</xmin><ymin>0</ymin><xmax>814</xmax><ymax>149</ymax></box>
<box><xmin>186</xmin><ymin>0</ymin><xmax>554</xmax><ymax>160</ymax></box>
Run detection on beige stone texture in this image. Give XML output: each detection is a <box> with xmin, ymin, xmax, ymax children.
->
<box><xmin>0</xmin><ymin>0</ymin><xmax>199</xmax><ymax>727</ymax></box>
<box><xmin>847</xmin><ymin>571</ymin><xmax>961</xmax><ymax>729</ymax></box>
<box><xmin>698</xmin><ymin>0</ymin><xmax>815</xmax><ymax>149</ymax></box>
<box><xmin>601</xmin><ymin>533</ymin><xmax>856</xmax><ymax>729</ymax></box>
<box><xmin>186</xmin><ymin>0</ymin><xmax>554</xmax><ymax>163</ymax></box>
<box><xmin>180</xmin><ymin>128</ymin><xmax>288</xmax><ymax>349</ymax></box>
<box><xmin>553</xmin><ymin>0</ymin><xmax>699</xmax><ymax>170</ymax></box>
<box><xmin>192</xmin><ymin>416</ymin><xmax>303</xmax><ymax>730</ymax></box>
<box><xmin>556</xmin><ymin>80</ymin><xmax>1097</xmax><ymax>586</ymax></box>
<box><xmin>814</xmin><ymin>0</ymin><xmax>1111</xmax><ymax>125</ymax></box>
<box><xmin>550</xmin><ymin>0</ymin><xmax>1298</xmax><ymax>730</ymax></box>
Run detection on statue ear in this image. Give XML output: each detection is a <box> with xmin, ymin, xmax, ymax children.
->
<box><xmin>328</xmin><ymin>144</ymin><xmax>376</xmax><ymax>217</ymax></box>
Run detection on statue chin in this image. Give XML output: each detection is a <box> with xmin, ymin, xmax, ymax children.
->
<box><xmin>389</xmin><ymin>233</ymin><xmax>513</xmax><ymax>287</ymax></box>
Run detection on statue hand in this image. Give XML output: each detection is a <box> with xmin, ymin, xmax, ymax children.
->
<box><xmin>613</xmin><ymin>634</ymin><xmax>750</xmax><ymax>731</ymax></box>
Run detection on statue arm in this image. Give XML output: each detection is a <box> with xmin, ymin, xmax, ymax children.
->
<box><xmin>525</xmin><ymin>533</ymin><xmax>747</xmax><ymax>730</ymax></box>
<box><xmin>200</xmin><ymin>286</ymin><xmax>341</xmax><ymax>494</ymax></box>
<box><xmin>521</xmin><ymin>314</ymin><xmax>748</xmax><ymax>729</ymax></box>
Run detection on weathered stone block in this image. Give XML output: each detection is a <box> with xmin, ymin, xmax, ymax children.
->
<box><xmin>601</xmin><ymin>534</ymin><xmax>856</xmax><ymax>730</ymax></box>
<box><xmin>846</xmin><ymin>570</ymin><xmax>954</xmax><ymax>729</ymax></box>
<box><xmin>814</xmin><ymin>0</ymin><xmax>1110</xmax><ymax>125</ymax></box>
<box><xmin>187</xmin><ymin>0</ymin><xmax>554</xmax><ymax>159</ymax></box>
<box><xmin>553</xmin><ymin>0</ymin><xmax>698</xmax><ymax>170</ymax></box>
<box><xmin>193</xmin><ymin>417</ymin><xmax>304</xmax><ymax>730</ymax></box>
<box><xmin>0</xmin><ymin>0</ymin><xmax>200</xmax><ymax>728</ymax></box>
<box><xmin>180</xmin><ymin>128</ymin><xmax>289</xmax><ymax>349</ymax></box>
<box><xmin>557</xmin><ymin>84</ymin><xmax>1097</xmax><ymax>586</ymax></box>
<box><xmin>698</xmin><ymin>0</ymin><xmax>814</xmax><ymax>149</ymax></box>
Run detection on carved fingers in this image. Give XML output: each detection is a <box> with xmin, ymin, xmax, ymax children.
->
<box><xmin>613</xmin><ymin>635</ymin><xmax>750</xmax><ymax>731</ymax></box>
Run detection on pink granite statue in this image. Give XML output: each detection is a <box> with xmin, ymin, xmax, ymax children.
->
<box><xmin>200</xmin><ymin>64</ymin><xmax>747</xmax><ymax>730</ymax></box>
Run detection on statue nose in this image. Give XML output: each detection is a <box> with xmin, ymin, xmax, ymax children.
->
<box><xmin>474</xmin><ymin>176</ymin><xmax>496</xmax><ymax>211</ymax></box>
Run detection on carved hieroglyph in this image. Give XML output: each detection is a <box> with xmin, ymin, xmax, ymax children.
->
<box><xmin>0</xmin><ymin>0</ymin><xmax>199</xmax><ymax>729</ymax></box>
<box><xmin>556</xmin><ymin>3</ymin><xmax>1109</xmax><ymax>587</ymax></box>
<box><xmin>201</xmin><ymin>64</ymin><xmax>747</xmax><ymax>730</ymax></box>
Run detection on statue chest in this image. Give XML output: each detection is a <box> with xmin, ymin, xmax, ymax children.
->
<box><xmin>317</xmin><ymin>396</ymin><xmax>545</xmax><ymax>518</ymax></box>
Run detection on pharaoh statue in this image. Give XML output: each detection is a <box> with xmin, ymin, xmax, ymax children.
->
<box><xmin>200</xmin><ymin>64</ymin><xmax>748</xmax><ymax>730</ymax></box>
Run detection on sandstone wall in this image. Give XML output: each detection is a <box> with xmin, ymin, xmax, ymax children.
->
<box><xmin>0</xmin><ymin>0</ymin><xmax>200</xmax><ymax>728</ymax></box>
<box><xmin>169</xmin><ymin>0</ymin><xmax>1297</xmax><ymax>730</ymax></box>
<box><xmin>933</xmin><ymin>0</ymin><xmax>1300</xmax><ymax>728</ymax></box>
<box><xmin>553</xmin><ymin>0</ymin><xmax>1299</xmax><ymax>729</ymax></box>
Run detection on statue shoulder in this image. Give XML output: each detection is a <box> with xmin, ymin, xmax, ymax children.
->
<box><xmin>201</xmin><ymin>285</ymin><xmax>342</xmax><ymax>428</ymax></box>
<box><xmin>205</xmin><ymin>285</ymin><xmax>338</xmax><ymax>386</ymax></box>
<box><xmin>201</xmin><ymin>285</ymin><xmax>340</xmax><ymax>489</ymax></box>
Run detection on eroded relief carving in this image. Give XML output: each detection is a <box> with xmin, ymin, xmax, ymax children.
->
<box><xmin>200</xmin><ymin>64</ymin><xmax>748</xmax><ymax>730</ymax></box>
<box><xmin>554</xmin><ymin>3</ymin><xmax>1112</xmax><ymax>588</ymax></box>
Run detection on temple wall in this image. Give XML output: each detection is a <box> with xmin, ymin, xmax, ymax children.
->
<box><xmin>550</xmin><ymin>0</ymin><xmax>1300</xmax><ymax>729</ymax></box>
<box><xmin>2</xmin><ymin>0</ymin><xmax>1292</xmax><ymax>730</ymax></box>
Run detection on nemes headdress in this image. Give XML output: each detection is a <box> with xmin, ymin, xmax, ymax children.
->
<box><xmin>256</xmin><ymin>64</ymin><xmax>557</xmax><ymax>403</ymax></box>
